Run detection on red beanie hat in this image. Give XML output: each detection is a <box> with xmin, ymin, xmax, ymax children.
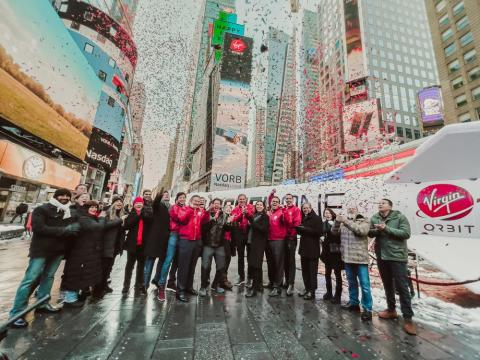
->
<box><xmin>133</xmin><ymin>196</ymin><xmax>144</xmax><ymax>205</ymax></box>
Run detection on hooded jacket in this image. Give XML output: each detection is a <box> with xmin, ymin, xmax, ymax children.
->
<box><xmin>369</xmin><ymin>210</ymin><xmax>411</xmax><ymax>262</ymax></box>
<box><xmin>268</xmin><ymin>207</ymin><xmax>287</xmax><ymax>241</ymax></box>
<box><xmin>332</xmin><ymin>214</ymin><xmax>370</xmax><ymax>264</ymax></box>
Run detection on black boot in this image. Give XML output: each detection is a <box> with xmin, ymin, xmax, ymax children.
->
<box><xmin>245</xmin><ymin>288</ymin><xmax>257</xmax><ymax>297</ymax></box>
<box><xmin>304</xmin><ymin>291</ymin><xmax>315</xmax><ymax>300</ymax></box>
<box><xmin>323</xmin><ymin>292</ymin><xmax>333</xmax><ymax>301</ymax></box>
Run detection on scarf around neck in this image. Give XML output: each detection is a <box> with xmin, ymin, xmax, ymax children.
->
<box><xmin>49</xmin><ymin>198</ymin><xmax>71</xmax><ymax>219</ymax></box>
<box><xmin>135</xmin><ymin>209</ymin><xmax>144</xmax><ymax>246</ymax></box>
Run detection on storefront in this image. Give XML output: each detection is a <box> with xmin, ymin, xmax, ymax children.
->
<box><xmin>0</xmin><ymin>140</ymin><xmax>82</xmax><ymax>222</ymax></box>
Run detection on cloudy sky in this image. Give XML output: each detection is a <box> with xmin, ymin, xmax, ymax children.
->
<box><xmin>134</xmin><ymin>0</ymin><xmax>320</xmax><ymax>189</ymax></box>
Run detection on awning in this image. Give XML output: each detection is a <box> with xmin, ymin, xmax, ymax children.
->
<box><xmin>386</xmin><ymin>122</ymin><xmax>480</xmax><ymax>184</ymax></box>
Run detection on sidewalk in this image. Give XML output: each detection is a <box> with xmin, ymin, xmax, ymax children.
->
<box><xmin>0</xmin><ymin>224</ymin><xmax>24</xmax><ymax>241</ymax></box>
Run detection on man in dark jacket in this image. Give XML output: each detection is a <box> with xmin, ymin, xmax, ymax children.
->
<box><xmin>10</xmin><ymin>202</ymin><xmax>29</xmax><ymax>224</ymax></box>
<box><xmin>8</xmin><ymin>188</ymin><xmax>80</xmax><ymax>328</ymax></box>
<box><xmin>199</xmin><ymin>198</ymin><xmax>229</xmax><ymax>296</ymax></box>
<box><xmin>369</xmin><ymin>198</ymin><xmax>416</xmax><ymax>335</ymax></box>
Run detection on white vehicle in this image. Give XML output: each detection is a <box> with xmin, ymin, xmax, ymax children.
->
<box><xmin>197</xmin><ymin>122</ymin><xmax>480</xmax><ymax>294</ymax></box>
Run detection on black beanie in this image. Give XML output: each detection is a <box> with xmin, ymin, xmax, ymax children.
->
<box><xmin>54</xmin><ymin>188</ymin><xmax>72</xmax><ymax>199</ymax></box>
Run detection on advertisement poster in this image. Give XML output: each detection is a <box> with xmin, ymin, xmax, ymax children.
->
<box><xmin>0</xmin><ymin>1</ymin><xmax>102</xmax><ymax>160</ymax></box>
<box><xmin>210</xmin><ymin>34</ymin><xmax>253</xmax><ymax>191</ymax></box>
<box><xmin>343</xmin><ymin>0</ymin><xmax>367</xmax><ymax>82</ymax></box>
<box><xmin>86</xmin><ymin>127</ymin><xmax>120</xmax><ymax>171</ymax></box>
<box><xmin>342</xmin><ymin>98</ymin><xmax>382</xmax><ymax>152</ymax></box>
<box><xmin>418</xmin><ymin>86</ymin><xmax>444</xmax><ymax>125</ymax></box>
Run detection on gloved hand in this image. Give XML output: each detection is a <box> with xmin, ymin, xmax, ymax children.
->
<box><xmin>63</xmin><ymin>223</ymin><xmax>81</xmax><ymax>237</ymax></box>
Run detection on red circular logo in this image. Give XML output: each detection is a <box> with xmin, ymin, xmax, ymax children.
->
<box><xmin>417</xmin><ymin>184</ymin><xmax>474</xmax><ymax>221</ymax></box>
<box><xmin>230</xmin><ymin>39</ymin><xmax>247</xmax><ymax>53</ymax></box>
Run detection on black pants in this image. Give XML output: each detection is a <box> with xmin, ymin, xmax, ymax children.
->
<box><xmin>377</xmin><ymin>258</ymin><xmax>414</xmax><ymax>319</ymax></box>
<box><xmin>301</xmin><ymin>257</ymin><xmax>319</xmax><ymax>291</ymax></box>
<box><xmin>177</xmin><ymin>238</ymin><xmax>202</xmax><ymax>293</ymax></box>
<box><xmin>123</xmin><ymin>249</ymin><xmax>145</xmax><ymax>289</ymax></box>
<box><xmin>101</xmin><ymin>257</ymin><xmax>115</xmax><ymax>288</ymax></box>
<box><xmin>284</xmin><ymin>237</ymin><xmax>297</xmax><ymax>285</ymax></box>
<box><xmin>235</xmin><ymin>232</ymin><xmax>248</xmax><ymax>280</ymax></box>
<box><xmin>248</xmin><ymin>266</ymin><xmax>262</xmax><ymax>291</ymax></box>
<box><xmin>167</xmin><ymin>254</ymin><xmax>178</xmax><ymax>286</ymax></box>
<box><xmin>268</xmin><ymin>240</ymin><xmax>285</xmax><ymax>288</ymax></box>
<box><xmin>325</xmin><ymin>262</ymin><xmax>342</xmax><ymax>297</ymax></box>
<box><xmin>10</xmin><ymin>213</ymin><xmax>24</xmax><ymax>223</ymax></box>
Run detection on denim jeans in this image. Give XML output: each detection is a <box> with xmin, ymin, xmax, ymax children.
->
<box><xmin>9</xmin><ymin>255</ymin><xmax>63</xmax><ymax>318</ymax></box>
<box><xmin>157</xmin><ymin>232</ymin><xmax>178</xmax><ymax>286</ymax></box>
<box><xmin>201</xmin><ymin>245</ymin><xmax>226</xmax><ymax>288</ymax></box>
<box><xmin>64</xmin><ymin>290</ymin><xmax>79</xmax><ymax>303</ymax></box>
<box><xmin>144</xmin><ymin>257</ymin><xmax>162</xmax><ymax>289</ymax></box>
<box><xmin>344</xmin><ymin>263</ymin><xmax>373</xmax><ymax>311</ymax></box>
<box><xmin>377</xmin><ymin>258</ymin><xmax>414</xmax><ymax>319</ymax></box>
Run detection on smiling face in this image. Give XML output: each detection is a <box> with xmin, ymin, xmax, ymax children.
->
<box><xmin>302</xmin><ymin>203</ymin><xmax>312</xmax><ymax>215</ymax></box>
<box><xmin>143</xmin><ymin>191</ymin><xmax>152</xmax><ymax>202</ymax></box>
<box><xmin>324</xmin><ymin>209</ymin><xmax>333</xmax><ymax>221</ymax></box>
<box><xmin>271</xmin><ymin>197</ymin><xmax>280</xmax><ymax>210</ymax></box>
<box><xmin>285</xmin><ymin>194</ymin><xmax>294</xmax><ymax>206</ymax></box>
<box><xmin>255</xmin><ymin>201</ymin><xmax>265</xmax><ymax>213</ymax></box>
<box><xmin>238</xmin><ymin>195</ymin><xmax>247</xmax><ymax>206</ymax></box>
<box><xmin>88</xmin><ymin>205</ymin><xmax>98</xmax><ymax>216</ymax></box>
<box><xmin>212</xmin><ymin>199</ymin><xmax>222</xmax><ymax>211</ymax></box>
<box><xmin>76</xmin><ymin>193</ymin><xmax>90</xmax><ymax>206</ymax></box>
<box><xmin>113</xmin><ymin>200</ymin><xmax>123</xmax><ymax>210</ymax></box>
<box><xmin>56</xmin><ymin>194</ymin><xmax>71</xmax><ymax>205</ymax></box>
<box><xmin>177</xmin><ymin>194</ymin><xmax>186</xmax><ymax>206</ymax></box>
<box><xmin>134</xmin><ymin>202</ymin><xmax>143</xmax><ymax>211</ymax></box>
<box><xmin>190</xmin><ymin>196</ymin><xmax>200</xmax><ymax>209</ymax></box>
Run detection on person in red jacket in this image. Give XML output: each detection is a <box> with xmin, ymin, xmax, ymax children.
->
<box><xmin>155</xmin><ymin>192</ymin><xmax>185</xmax><ymax>302</ymax></box>
<box><xmin>176</xmin><ymin>195</ymin><xmax>206</xmax><ymax>302</ymax></box>
<box><xmin>230</xmin><ymin>194</ymin><xmax>255</xmax><ymax>285</ymax></box>
<box><xmin>268</xmin><ymin>195</ymin><xmax>287</xmax><ymax>296</ymax></box>
<box><xmin>283</xmin><ymin>193</ymin><xmax>302</xmax><ymax>296</ymax></box>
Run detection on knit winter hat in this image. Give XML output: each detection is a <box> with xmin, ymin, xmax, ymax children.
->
<box><xmin>54</xmin><ymin>188</ymin><xmax>72</xmax><ymax>199</ymax></box>
<box><xmin>132</xmin><ymin>196</ymin><xmax>144</xmax><ymax>205</ymax></box>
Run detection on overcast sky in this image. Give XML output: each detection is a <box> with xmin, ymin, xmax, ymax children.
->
<box><xmin>134</xmin><ymin>0</ymin><xmax>320</xmax><ymax>189</ymax></box>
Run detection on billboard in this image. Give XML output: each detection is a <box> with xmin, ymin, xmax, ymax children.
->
<box><xmin>86</xmin><ymin>127</ymin><xmax>120</xmax><ymax>171</ymax></box>
<box><xmin>418</xmin><ymin>86</ymin><xmax>444</xmax><ymax>125</ymax></box>
<box><xmin>343</xmin><ymin>0</ymin><xmax>367</xmax><ymax>82</ymax></box>
<box><xmin>0</xmin><ymin>1</ymin><xmax>102</xmax><ymax>160</ymax></box>
<box><xmin>220</xmin><ymin>33</ymin><xmax>253</xmax><ymax>84</ymax></box>
<box><xmin>342</xmin><ymin>99</ymin><xmax>382</xmax><ymax>152</ymax></box>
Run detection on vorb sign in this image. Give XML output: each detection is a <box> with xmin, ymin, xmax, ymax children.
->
<box><xmin>417</xmin><ymin>184</ymin><xmax>474</xmax><ymax>221</ymax></box>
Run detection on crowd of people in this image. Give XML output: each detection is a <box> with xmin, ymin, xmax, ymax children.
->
<box><xmin>7</xmin><ymin>184</ymin><xmax>417</xmax><ymax>336</ymax></box>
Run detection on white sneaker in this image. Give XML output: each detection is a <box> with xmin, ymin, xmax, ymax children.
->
<box><xmin>199</xmin><ymin>287</ymin><xmax>208</xmax><ymax>297</ymax></box>
<box><xmin>215</xmin><ymin>286</ymin><xmax>225</xmax><ymax>294</ymax></box>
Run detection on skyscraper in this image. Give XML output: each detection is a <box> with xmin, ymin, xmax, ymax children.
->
<box><xmin>425</xmin><ymin>0</ymin><xmax>480</xmax><ymax>126</ymax></box>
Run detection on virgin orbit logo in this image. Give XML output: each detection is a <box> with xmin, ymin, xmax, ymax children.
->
<box><xmin>230</xmin><ymin>39</ymin><xmax>247</xmax><ymax>53</ymax></box>
<box><xmin>417</xmin><ymin>184</ymin><xmax>474</xmax><ymax>221</ymax></box>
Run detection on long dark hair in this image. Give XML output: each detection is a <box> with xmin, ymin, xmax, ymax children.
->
<box><xmin>324</xmin><ymin>208</ymin><xmax>337</xmax><ymax>221</ymax></box>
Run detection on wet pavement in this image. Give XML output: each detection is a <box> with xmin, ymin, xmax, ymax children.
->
<box><xmin>1</xmin><ymin>238</ymin><xmax>479</xmax><ymax>360</ymax></box>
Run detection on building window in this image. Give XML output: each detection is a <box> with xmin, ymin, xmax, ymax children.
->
<box><xmin>448</xmin><ymin>60</ymin><xmax>460</xmax><ymax>74</ymax></box>
<box><xmin>456</xmin><ymin>16</ymin><xmax>469</xmax><ymax>31</ymax></box>
<box><xmin>84</xmin><ymin>11</ymin><xmax>93</xmax><ymax>21</ymax></box>
<box><xmin>396</xmin><ymin>127</ymin><xmax>404</xmax><ymax>137</ymax></box>
<box><xmin>444</xmin><ymin>43</ymin><xmax>456</xmax><ymax>57</ymax></box>
<box><xmin>70</xmin><ymin>21</ymin><xmax>80</xmax><ymax>30</ymax></box>
<box><xmin>107</xmin><ymin>96</ymin><xmax>115</xmax><ymax>107</ymax></box>
<box><xmin>451</xmin><ymin>76</ymin><xmax>464</xmax><ymax>89</ymax></box>
<box><xmin>108</xmin><ymin>58</ymin><xmax>116</xmax><ymax>68</ymax></box>
<box><xmin>59</xmin><ymin>3</ymin><xmax>69</xmax><ymax>12</ymax></box>
<box><xmin>452</xmin><ymin>1</ymin><xmax>465</xmax><ymax>16</ymax></box>
<box><xmin>441</xmin><ymin>28</ymin><xmax>453</xmax><ymax>42</ymax></box>
<box><xmin>98</xmin><ymin>70</ymin><xmax>107</xmax><ymax>82</ymax></box>
<box><xmin>439</xmin><ymin>14</ymin><xmax>449</xmax><ymax>26</ymax></box>
<box><xmin>414</xmin><ymin>130</ymin><xmax>421</xmax><ymax>139</ymax></box>
<box><xmin>405</xmin><ymin>128</ymin><xmax>412</xmax><ymax>139</ymax></box>
<box><xmin>455</xmin><ymin>94</ymin><xmax>467</xmax><ymax>107</ymax></box>
<box><xmin>464</xmin><ymin>49</ymin><xmax>477</xmax><ymax>64</ymax></box>
<box><xmin>472</xmin><ymin>86</ymin><xmax>480</xmax><ymax>101</ymax></box>
<box><xmin>109</xmin><ymin>27</ymin><xmax>117</xmax><ymax>37</ymax></box>
<box><xmin>460</xmin><ymin>32</ymin><xmax>473</xmax><ymax>47</ymax></box>
<box><xmin>468</xmin><ymin>67</ymin><xmax>480</xmax><ymax>81</ymax></box>
<box><xmin>84</xmin><ymin>43</ymin><xmax>94</xmax><ymax>54</ymax></box>
<box><xmin>458</xmin><ymin>112</ymin><xmax>471</xmax><ymax>122</ymax></box>
<box><xmin>435</xmin><ymin>0</ymin><xmax>446</xmax><ymax>12</ymax></box>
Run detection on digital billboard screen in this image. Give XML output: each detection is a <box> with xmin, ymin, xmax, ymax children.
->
<box><xmin>342</xmin><ymin>99</ymin><xmax>382</xmax><ymax>152</ymax></box>
<box><xmin>221</xmin><ymin>33</ymin><xmax>253</xmax><ymax>84</ymax></box>
<box><xmin>418</xmin><ymin>87</ymin><xmax>444</xmax><ymax>125</ymax></box>
<box><xmin>343</xmin><ymin>0</ymin><xmax>366</xmax><ymax>82</ymax></box>
<box><xmin>0</xmin><ymin>1</ymin><xmax>102</xmax><ymax>160</ymax></box>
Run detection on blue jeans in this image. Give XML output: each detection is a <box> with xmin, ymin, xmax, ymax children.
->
<box><xmin>9</xmin><ymin>255</ymin><xmax>63</xmax><ymax>318</ymax></box>
<box><xmin>144</xmin><ymin>257</ymin><xmax>163</xmax><ymax>288</ymax></box>
<box><xmin>157</xmin><ymin>232</ymin><xmax>178</xmax><ymax>286</ymax></box>
<box><xmin>64</xmin><ymin>290</ymin><xmax>79</xmax><ymax>303</ymax></box>
<box><xmin>344</xmin><ymin>263</ymin><xmax>373</xmax><ymax>311</ymax></box>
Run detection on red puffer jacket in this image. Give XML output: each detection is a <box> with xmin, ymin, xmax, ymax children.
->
<box><xmin>231</xmin><ymin>203</ymin><xmax>255</xmax><ymax>233</ymax></box>
<box><xmin>283</xmin><ymin>205</ymin><xmax>302</xmax><ymax>237</ymax></box>
<box><xmin>169</xmin><ymin>204</ymin><xmax>183</xmax><ymax>232</ymax></box>
<box><xmin>178</xmin><ymin>206</ymin><xmax>206</xmax><ymax>241</ymax></box>
<box><xmin>268</xmin><ymin>207</ymin><xmax>287</xmax><ymax>241</ymax></box>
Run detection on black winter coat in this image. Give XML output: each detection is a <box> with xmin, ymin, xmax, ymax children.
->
<box><xmin>63</xmin><ymin>213</ymin><xmax>121</xmax><ymax>290</ymax></box>
<box><xmin>142</xmin><ymin>200</ymin><xmax>154</xmax><ymax>241</ymax></box>
<box><xmin>29</xmin><ymin>203</ymin><xmax>78</xmax><ymax>258</ymax></box>
<box><xmin>297</xmin><ymin>211</ymin><xmax>323</xmax><ymax>259</ymax></box>
<box><xmin>202</xmin><ymin>211</ymin><xmax>230</xmax><ymax>248</ymax></box>
<box><xmin>246</xmin><ymin>212</ymin><xmax>269</xmax><ymax>268</ymax></box>
<box><xmin>102</xmin><ymin>212</ymin><xmax>126</xmax><ymax>258</ymax></box>
<box><xmin>123</xmin><ymin>209</ymin><xmax>150</xmax><ymax>254</ymax></box>
<box><xmin>321</xmin><ymin>220</ymin><xmax>343</xmax><ymax>268</ymax></box>
<box><xmin>144</xmin><ymin>202</ymin><xmax>170</xmax><ymax>258</ymax></box>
